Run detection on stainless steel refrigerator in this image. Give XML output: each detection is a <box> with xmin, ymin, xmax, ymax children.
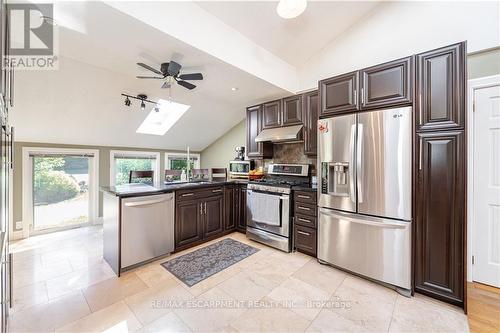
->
<box><xmin>317</xmin><ymin>106</ymin><xmax>412</xmax><ymax>294</ymax></box>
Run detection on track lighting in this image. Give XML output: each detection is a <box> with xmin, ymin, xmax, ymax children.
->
<box><xmin>121</xmin><ymin>93</ymin><xmax>159</xmax><ymax>111</ymax></box>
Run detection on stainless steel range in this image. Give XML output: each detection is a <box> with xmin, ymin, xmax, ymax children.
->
<box><xmin>246</xmin><ymin>164</ymin><xmax>310</xmax><ymax>252</ymax></box>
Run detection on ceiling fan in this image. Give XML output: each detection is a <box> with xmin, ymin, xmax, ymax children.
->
<box><xmin>136</xmin><ymin>60</ymin><xmax>203</xmax><ymax>90</ymax></box>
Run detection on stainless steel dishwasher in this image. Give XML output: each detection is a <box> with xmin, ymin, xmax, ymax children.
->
<box><xmin>120</xmin><ymin>193</ymin><xmax>174</xmax><ymax>269</ymax></box>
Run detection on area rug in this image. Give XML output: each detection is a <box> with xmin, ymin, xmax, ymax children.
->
<box><xmin>161</xmin><ymin>238</ymin><xmax>259</xmax><ymax>286</ymax></box>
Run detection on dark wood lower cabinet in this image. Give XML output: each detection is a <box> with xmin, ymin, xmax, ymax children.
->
<box><xmin>237</xmin><ymin>186</ymin><xmax>247</xmax><ymax>232</ymax></box>
<box><xmin>175</xmin><ymin>184</ymin><xmax>247</xmax><ymax>251</ymax></box>
<box><xmin>294</xmin><ymin>224</ymin><xmax>317</xmax><ymax>257</ymax></box>
<box><xmin>175</xmin><ymin>199</ymin><xmax>203</xmax><ymax>248</ymax></box>
<box><xmin>293</xmin><ymin>190</ymin><xmax>317</xmax><ymax>257</ymax></box>
<box><xmin>204</xmin><ymin>195</ymin><xmax>224</xmax><ymax>238</ymax></box>
<box><xmin>415</xmin><ymin>130</ymin><xmax>465</xmax><ymax>306</ymax></box>
<box><xmin>224</xmin><ymin>186</ymin><xmax>236</xmax><ymax>230</ymax></box>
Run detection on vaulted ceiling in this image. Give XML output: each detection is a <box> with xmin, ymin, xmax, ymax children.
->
<box><xmin>12</xmin><ymin>1</ymin><xmax>383</xmax><ymax>150</ymax></box>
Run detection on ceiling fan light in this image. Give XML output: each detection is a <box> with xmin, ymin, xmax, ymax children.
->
<box><xmin>276</xmin><ymin>0</ymin><xmax>307</xmax><ymax>19</ymax></box>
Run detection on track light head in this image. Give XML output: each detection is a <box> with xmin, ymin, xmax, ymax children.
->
<box><xmin>140</xmin><ymin>101</ymin><xmax>146</xmax><ymax>111</ymax></box>
<box><xmin>124</xmin><ymin>97</ymin><xmax>131</xmax><ymax>107</ymax></box>
<box><xmin>154</xmin><ymin>106</ymin><xmax>160</xmax><ymax>112</ymax></box>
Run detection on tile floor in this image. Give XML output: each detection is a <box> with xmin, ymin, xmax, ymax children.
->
<box><xmin>8</xmin><ymin>226</ymin><xmax>470</xmax><ymax>333</ymax></box>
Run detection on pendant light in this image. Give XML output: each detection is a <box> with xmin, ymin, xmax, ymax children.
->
<box><xmin>276</xmin><ymin>0</ymin><xmax>307</xmax><ymax>19</ymax></box>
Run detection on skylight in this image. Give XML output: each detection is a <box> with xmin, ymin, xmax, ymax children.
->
<box><xmin>136</xmin><ymin>99</ymin><xmax>190</xmax><ymax>135</ymax></box>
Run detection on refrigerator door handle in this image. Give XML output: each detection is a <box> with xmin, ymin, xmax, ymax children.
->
<box><xmin>357</xmin><ymin>123</ymin><xmax>363</xmax><ymax>203</ymax></box>
<box><xmin>349</xmin><ymin>124</ymin><xmax>356</xmax><ymax>203</ymax></box>
<box><xmin>319</xmin><ymin>208</ymin><xmax>408</xmax><ymax>229</ymax></box>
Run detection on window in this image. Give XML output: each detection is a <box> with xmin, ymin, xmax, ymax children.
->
<box><xmin>165</xmin><ymin>153</ymin><xmax>201</xmax><ymax>171</ymax></box>
<box><xmin>110</xmin><ymin>151</ymin><xmax>160</xmax><ymax>186</ymax></box>
<box><xmin>22</xmin><ymin>147</ymin><xmax>99</xmax><ymax>237</ymax></box>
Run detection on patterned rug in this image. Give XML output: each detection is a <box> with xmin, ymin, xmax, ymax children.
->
<box><xmin>161</xmin><ymin>238</ymin><xmax>259</xmax><ymax>286</ymax></box>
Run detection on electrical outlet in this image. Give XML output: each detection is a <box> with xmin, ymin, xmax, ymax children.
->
<box><xmin>15</xmin><ymin>221</ymin><xmax>22</xmax><ymax>230</ymax></box>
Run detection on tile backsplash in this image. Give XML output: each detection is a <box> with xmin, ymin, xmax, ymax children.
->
<box><xmin>255</xmin><ymin>143</ymin><xmax>317</xmax><ymax>175</ymax></box>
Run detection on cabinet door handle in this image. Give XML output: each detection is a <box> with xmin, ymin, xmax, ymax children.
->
<box><xmin>297</xmin><ymin>230</ymin><xmax>311</xmax><ymax>236</ymax></box>
<box><xmin>297</xmin><ymin>195</ymin><xmax>310</xmax><ymax>199</ymax></box>
<box><xmin>361</xmin><ymin>87</ymin><xmax>365</xmax><ymax>105</ymax></box>
<box><xmin>204</xmin><ymin>202</ymin><xmax>207</xmax><ymax>215</ymax></box>
<box><xmin>298</xmin><ymin>206</ymin><xmax>311</xmax><ymax>211</ymax></box>
<box><xmin>182</xmin><ymin>193</ymin><xmax>194</xmax><ymax>197</ymax></box>
<box><xmin>419</xmin><ymin>92</ymin><xmax>422</xmax><ymax>125</ymax></box>
<box><xmin>419</xmin><ymin>138</ymin><xmax>423</xmax><ymax>171</ymax></box>
<box><xmin>212</xmin><ymin>189</ymin><xmax>222</xmax><ymax>193</ymax></box>
<box><xmin>354</xmin><ymin>90</ymin><xmax>357</xmax><ymax>105</ymax></box>
<box><xmin>298</xmin><ymin>218</ymin><xmax>312</xmax><ymax>224</ymax></box>
<box><xmin>200</xmin><ymin>202</ymin><xmax>203</xmax><ymax>215</ymax></box>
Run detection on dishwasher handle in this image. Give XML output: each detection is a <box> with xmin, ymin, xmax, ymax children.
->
<box><xmin>124</xmin><ymin>197</ymin><xmax>172</xmax><ymax>207</ymax></box>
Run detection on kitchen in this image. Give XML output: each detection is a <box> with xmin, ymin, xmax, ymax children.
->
<box><xmin>2</xmin><ymin>1</ymin><xmax>500</xmax><ymax>333</ymax></box>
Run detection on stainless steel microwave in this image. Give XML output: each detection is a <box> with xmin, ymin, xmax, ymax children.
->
<box><xmin>229</xmin><ymin>160</ymin><xmax>254</xmax><ymax>178</ymax></box>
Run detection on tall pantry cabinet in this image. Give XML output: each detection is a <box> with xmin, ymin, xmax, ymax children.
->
<box><xmin>414</xmin><ymin>42</ymin><xmax>467</xmax><ymax>307</ymax></box>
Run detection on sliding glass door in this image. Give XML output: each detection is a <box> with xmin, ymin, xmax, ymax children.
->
<box><xmin>31</xmin><ymin>154</ymin><xmax>93</xmax><ymax>233</ymax></box>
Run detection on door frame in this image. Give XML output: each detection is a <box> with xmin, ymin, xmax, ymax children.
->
<box><xmin>22</xmin><ymin>147</ymin><xmax>100</xmax><ymax>238</ymax></box>
<box><xmin>467</xmin><ymin>74</ymin><xmax>500</xmax><ymax>282</ymax></box>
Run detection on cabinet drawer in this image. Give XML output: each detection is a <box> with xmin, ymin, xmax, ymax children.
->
<box><xmin>295</xmin><ymin>214</ymin><xmax>317</xmax><ymax>228</ymax></box>
<box><xmin>294</xmin><ymin>225</ymin><xmax>316</xmax><ymax>257</ymax></box>
<box><xmin>176</xmin><ymin>186</ymin><xmax>224</xmax><ymax>202</ymax></box>
<box><xmin>294</xmin><ymin>202</ymin><xmax>317</xmax><ymax>217</ymax></box>
<box><xmin>294</xmin><ymin>191</ymin><xmax>317</xmax><ymax>205</ymax></box>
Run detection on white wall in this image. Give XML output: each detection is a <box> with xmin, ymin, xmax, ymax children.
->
<box><xmin>299</xmin><ymin>1</ymin><xmax>500</xmax><ymax>91</ymax></box>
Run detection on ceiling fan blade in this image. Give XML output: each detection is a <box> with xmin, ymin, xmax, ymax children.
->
<box><xmin>161</xmin><ymin>81</ymin><xmax>171</xmax><ymax>89</ymax></box>
<box><xmin>137</xmin><ymin>62</ymin><xmax>162</xmax><ymax>75</ymax></box>
<box><xmin>136</xmin><ymin>76</ymin><xmax>164</xmax><ymax>79</ymax></box>
<box><xmin>167</xmin><ymin>61</ymin><xmax>182</xmax><ymax>76</ymax></box>
<box><xmin>178</xmin><ymin>73</ymin><xmax>203</xmax><ymax>81</ymax></box>
<box><xmin>177</xmin><ymin>80</ymin><xmax>196</xmax><ymax>90</ymax></box>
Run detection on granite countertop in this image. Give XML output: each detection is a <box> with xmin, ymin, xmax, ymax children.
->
<box><xmin>101</xmin><ymin>180</ymin><xmax>248</xmax><ymax>197</ymax></box>
<box><xmin>292</xmin><ymin>184</ymin><xmax>318</xmax><ymax>192</ymax></box>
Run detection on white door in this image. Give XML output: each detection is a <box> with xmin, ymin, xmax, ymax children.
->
<box><xmin>473</xmin><ymin>84</ymin><xmax>500</xmax><ymax>287</ymax></box>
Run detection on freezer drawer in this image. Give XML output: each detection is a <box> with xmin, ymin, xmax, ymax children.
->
<box><xmin>318</xmin><ymin>208</ymin><xmax>411</xmax><ymax>290</ymax></box>
<box><xmin>121</xmin><ymin>193</ymin><xmax>174</xmax><ymax>269</ymax></box>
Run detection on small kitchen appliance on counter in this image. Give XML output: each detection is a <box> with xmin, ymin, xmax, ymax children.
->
<box><xmin>234</xmin><ymin>146</ymin><xmax>245</xmax><ymax>160</ymax></box>
<box><xmin>246</xmin><ymin>163</ymin><xmax>310</xmax><ymax>252</ymax></box>
<box><xmin>229</xmin><ymin>160</ymin><xmax>254</xmax><ymax>179</ymax></box>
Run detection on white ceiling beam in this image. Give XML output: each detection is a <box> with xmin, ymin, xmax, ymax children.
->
<box><xmin>104</xmin><ymin>1</ymin><xmax>299</xmax><ymax>93</ymax></box>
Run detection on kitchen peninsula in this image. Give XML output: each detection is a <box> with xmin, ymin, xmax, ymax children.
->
<box><xmin>101</xmin><ymin>180</ymin><xmax>248</xmax><ymax>275</ymax></box>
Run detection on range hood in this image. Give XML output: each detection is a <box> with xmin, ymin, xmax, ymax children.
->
<box><xmin>255</xmin><ymin>124</ymin><xmax>303</xmax><ymax>143</ymax></box>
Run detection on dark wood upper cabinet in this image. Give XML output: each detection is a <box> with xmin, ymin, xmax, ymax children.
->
<box><xmin>203</xmin><ymin>194</ymin><xmax>224</xmax><ymax>238</ymax></box>
<box><xmin>246</xmin><ymin>105</ymin><xmax>272</xmax><ymax>159</ymax></box>
<box><xmin>360</xmin><ymin>56</ymin><xmax>413</xmax><ymax>109</ymax></box>
<box><xmin>416</xmin><ymin>42</ymin><xmax>466</xmax><ymax>131</ymax></box>
<box><xmin>319</xmin><ymin>71</ymin><xmax>359</xmax><ymax>117</ymax></box>
<box><xmin>282</xmin><ymin>95</ymin><xmax>302</xmax><ymax>125</ymax></box>
<box><xmin>303</xmin><ymin>90</ymin><xmax>318</xmax><ymax>156</ymax></box>
<box><xmin>262</xmin><ymin>100</ymin><xmax>282</xmax><ymax>129</ymax></box>
<box><xmin>175</xmin><ymin>199</ymin><xmax>203</xmax><ymax>248</ymax></box>
<box><xmin>415</xmin><ymin>130</ymin><xmax>465</xmax><ymax>306</ymax></box>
